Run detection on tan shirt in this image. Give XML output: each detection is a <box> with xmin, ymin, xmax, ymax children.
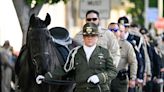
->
<box><xmin>118</xmin><ymin>39</ymin><xmax>138</xmax><ymax>79</ymax></box>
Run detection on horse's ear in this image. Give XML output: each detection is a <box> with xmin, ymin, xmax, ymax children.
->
<box><xmin>29</xmin><ymin>14</ymin><xmax>36</xmax><ymax>24</ymax></box>
<box><xmin>44</xmin><ymin>13</ymin><xmax>51</xmax><ymax>26</ymax></box>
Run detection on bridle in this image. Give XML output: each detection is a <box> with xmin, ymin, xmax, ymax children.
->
<box><xmin>27</xmin><ymin>27</ymin><xmax>51</xmax><ymax>76</ymax></box>
<box><xmin>31</xmin><ymin>52</ymin><xmax>50</xmax><ymax>76</ymax></box>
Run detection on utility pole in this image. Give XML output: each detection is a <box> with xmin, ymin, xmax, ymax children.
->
<box><xmin>145</xmin><ymin>0</ymin><xmax>149</xmax><ymax>29</ymax></box>
<box><xmin>159</xmin><ymin>0</ymin><xmax>163</xmax><ymax>90</ymax></box>
<box><xmin>158</xmin><ymin>0</ymin><xmax>163</xmax><ymax>18</ymax></box>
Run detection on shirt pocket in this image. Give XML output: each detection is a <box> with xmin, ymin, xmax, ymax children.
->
<box><xmin>94</xmin><ymin>58</ymin><xmax>106</xmax><ymax>69</ymax></box>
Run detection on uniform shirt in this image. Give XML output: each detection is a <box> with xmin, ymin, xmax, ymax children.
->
<box><xmin>73</xmin><ymin>46</ymin><xmax>117</xmax><ymax>88</ymax></box>
<box><xmin>118</xmin><ymin>39</ymin><xmax>138</xmax><ymax>79</ymax></box>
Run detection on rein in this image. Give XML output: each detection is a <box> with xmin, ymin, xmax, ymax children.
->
<box><xmin>43</xmin><ymin>79</ymin><xmax>75</xmax><ymax>85</ymax></box>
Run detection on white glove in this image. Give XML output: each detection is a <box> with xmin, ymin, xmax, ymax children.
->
<box><xmin>36</xmin><ymin>75</ymin><xmax>45</xmax><ymax>84</ymax></box>
<box><xmin>87</xmin><ymin>75</ymin><xmax>99</xmax><ymax>84</ymax></box>
<box><xmin>156</xmin><ymin>78</ymin><xmax>163</xmax><ymax>84</ymax></box>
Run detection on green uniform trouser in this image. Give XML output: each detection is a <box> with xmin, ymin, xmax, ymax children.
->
<box><xmin>111</xmin><ymin>77</ymin><xmax>128</xmax><ymax>92</ymax></box>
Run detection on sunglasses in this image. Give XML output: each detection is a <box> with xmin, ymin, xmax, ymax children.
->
<box><xmin>86</xmin><ymin>18</ymin><xmax>98</xmax><ymax>21</ymax></box>
<box><xmin>124</xmin><ymin>24</ymin><xmax>130</xmax><ymax>28</ymax></box>
<box><xmin>109</xmin><ymin>28</ymin><xmax>119</xmax><ymax>32</ymax></box>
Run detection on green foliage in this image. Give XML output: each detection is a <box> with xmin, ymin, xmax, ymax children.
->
<box><xmin>26</xmin><ymin>0</ymin><xmax>32</xmax><ymax>6</ymax></box>
<box><xmin>127</xmin><ymin>0</ymin><xmax>145</xmax><ymax>25</ymax></box>
<box><xmin>36</xmin><ymin>0</ymin><xmax>45</xmax><ymax>4</ymax></box>
<box><xmin>149</xmin><ymin>0</ymin><xmax>157</xmax><ymax>7</ymax></box>
<box><xmin>51</xmin><ymin>0</ymin><xmax>61</xmax><ymax>3</ymax></box>
<box><xmin>127</xmin><ymin>0</ymin><xmax>158</xmax><ymax>25</ymax></box>
<box><xmin>63</xmin><ymin>0</ymin><xmax>67</xmax><ymax>4</ymax></box>
<box><xmin>26</xmin><ymin>0</ymin><xmax>68</xmax><ymax>6</ymax></box>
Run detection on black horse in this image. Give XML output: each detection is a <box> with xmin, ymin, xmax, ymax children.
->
<box><xmin>15</xmin><ymin>13</ymin><xmax>74</xmax><ymax>92</ymax></box>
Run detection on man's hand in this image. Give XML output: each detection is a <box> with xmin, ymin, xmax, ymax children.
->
<box><xmin>129</xmin><ymin>80</ymin><xmax>135</xmax><ymax>88</ymax></box>
<box><xmin>36</xmin><ymin>75</ymin><xmax>45</xmax><ymax>84</ymax></box>
<box><xmin>87</xmin><ymin>75</ymin><xmax>99</xmax><ymax>84</ymax></box>
<box><xmin>156</xmin><ymin>78</ymin><xmax>163</xmax><ymax>84</ymax></box>
<box><xmin>136</xmin><ymin>78</ymin><xmax>144</xmax><ymax>87</ymax></box>
<box><xmin>160</xmin><ymin>68</ymin><xmax>164</xmax><ymax>72</ymax></box>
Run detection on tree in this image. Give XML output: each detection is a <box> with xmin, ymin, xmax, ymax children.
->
<box><xmin>12</xmin><ymin>0</ymin><xmax>68</xmax><ymax>45</ymax></box>
<box><xmin>127</xmin><ymin>0</ymin><xmax>145</xmax><ymax>26</ymax></box>
<box><xmin>127</xmin><ymin>0</ymin><xmax>158</xmax><ymax>26</ymax></box>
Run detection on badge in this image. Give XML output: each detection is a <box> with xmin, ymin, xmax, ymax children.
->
<box><xmin>86</xmin><ymin>27</ymin><xmax>92</xmax><ymax>34</ymax></box>
<box><xmin>98</xmin><ymin>53</ymin><xmax>104</xmax><ymax>59</ymax></box>
<box><xmin>120</xmin><ymin>20</ymin><xmax>124</xmax><ymax>24</ymax></box>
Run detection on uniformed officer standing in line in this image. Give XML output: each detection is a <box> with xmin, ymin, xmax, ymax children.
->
<box><xmin>36</xmin><ymin>23</ymin><xmax>117</xmax><ymax>92</ymax></box>
<box><xmin>130</xmin><ymin>25</ymin><xmax>153</xmax><ymax>92</ymax></box>
<box><xmin>130</xmin><ymin>26</ymin><xmax>152</xmax><ymax>91</ymax></box>
<box><xmin>139</xmin><ymin>27</ymin><xmax>154</xmax><ymax>92</ymax></box>
<box><xmin>108</xmin><ymin>23</ymin><xmax>138</xmax><ymax>92</ymax></box>
<box><xmin>118</xmin><ymin>16</ymin><xmax>145</xmax><ymax>92</ymax></box>
<box><xmin>139</xmin><ymin>27</ymin><xmax>152</xmax><ymax>81</ymax></box>
<box><xmin>74</xmin><ymin>10</ymin><xmax>120</xmax><ymax>67</ymax></box>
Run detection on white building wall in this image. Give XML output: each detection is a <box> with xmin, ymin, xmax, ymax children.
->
<box><xmin>38</xmin><ymin>2</ymin><xmax>66</xmax><ymax>29</ymax></box>
<box><xmin>0</xmin><ymin>0</ymin><xmax>22</xmax><ymax>52</ymax></box>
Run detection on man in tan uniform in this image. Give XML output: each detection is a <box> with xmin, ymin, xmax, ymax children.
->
<box><xmin>118</xmin><ymin>17</ymin><xmax>145</xmax><ymax>92</ymax></box>
<box><xmin>108</xmin><ymin>23</ymin><xmax>138</xmax><ymax>92</ymax></box>
<box><xmin>74</xmin><ymin>10</ymin><xmax>120</xmax><ymax>67</ymax></box>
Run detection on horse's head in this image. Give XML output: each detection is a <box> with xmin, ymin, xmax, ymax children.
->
<box><xmin>27</xmin><ymin>13</ymin><xmax>52</xmax><ymax>75</ymax></box>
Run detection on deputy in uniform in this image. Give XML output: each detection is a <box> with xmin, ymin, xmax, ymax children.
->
<box><xmin>36</xmin><ymin>23</ymin><xmax>117</xmax><ymax>92</ymax></box>
<box><xmin>118</xmin><ymin>17</ymin><xmax>146</xmax><ymax>92</ymax></box>
<box><xmin>74</xmin><ymin>10</ymin><xmax>120</xmax><ymax>67</ymax></box>
<box><xmin>108</xmin><ymin>23</ymin><xmax>137</xmax><ymax>92</ymax></box>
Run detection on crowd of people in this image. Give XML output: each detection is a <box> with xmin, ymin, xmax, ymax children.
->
<box><xmin>36</xmin><ymin>9</ymin><xmax>164</xmax><ymax>92</ymax></box>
